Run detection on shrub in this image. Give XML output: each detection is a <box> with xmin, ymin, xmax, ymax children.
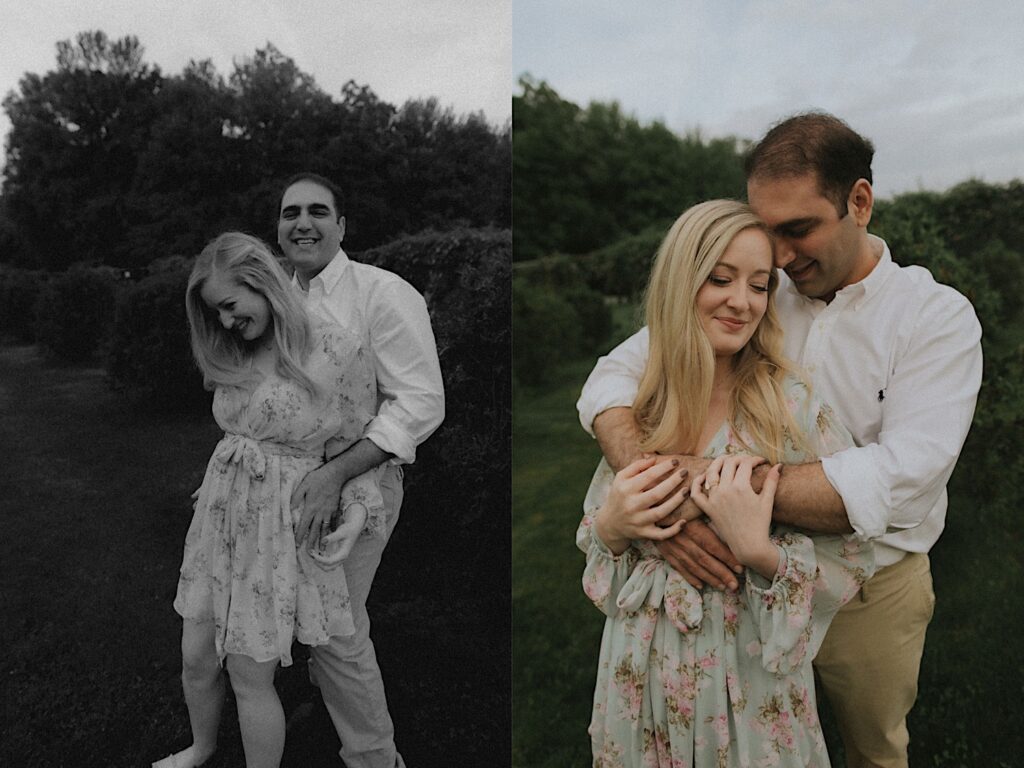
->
<box><xmin>512</xmin><ymin>276</ymin><xmax>583</xmax><ymax>386</ymax></box>
<box><xmin>33</xmin><ymin>266</ymin><xmax>121</xmax><ymax>363</ymax></box>
<box><xmin>356</xmin><ymin>227</ymin><xmax>511</xmax><ymax>590</ymax></box>
<box><xmin>106</xmin><ymin>262</ymin><xmax>208</xmax><ymax>411</ymax></box>
<box><xmin>0</xmin><ymin>267</ymin><xmax>50</xmax><ymax>343</ymax></box>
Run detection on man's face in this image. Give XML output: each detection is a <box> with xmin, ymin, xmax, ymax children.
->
<box><xmin>747</xmin><ymin>173</ymin><xmax>864</xmax><ymax>302</ymax></box>
<box><xmin>277</xmin><ymin>180</ymin><xmax>346</xmax><ymax>281</ymax></box>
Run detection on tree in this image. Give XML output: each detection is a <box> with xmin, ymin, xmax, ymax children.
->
<box><xmin>2</xmin><ymin>31</ymin><xmax>163</xmax><ymax>268</ymax></box>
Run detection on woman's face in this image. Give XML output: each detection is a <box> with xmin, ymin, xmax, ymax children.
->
<box><xmin>199</xmin><ymin>271</ymin><xmax>272</xmax><ymax>343</ymax></box>
<box><xmin>695</xmin><ymin>227</ymin><xmax>773</xmax><ymax>359</ymax></box>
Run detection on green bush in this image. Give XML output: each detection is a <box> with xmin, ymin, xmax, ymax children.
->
<box><xmin>0</xmin><ymin>267</ymin><xmax>50</xmax><ymax>343</ymax></box>
<box><xmin>33</xmin><ymin>266</ymin><xmax>121</xmax><ymax>362</ymax></box>
<box><xmin>513</xmin><ymin>277</ymin><xmax>584</xmax><ymax>386</ymax></box>
<box><xmin>106</xmin><ymin>263</ymin><xmax>208</xmax><ymax>411</ymax></box>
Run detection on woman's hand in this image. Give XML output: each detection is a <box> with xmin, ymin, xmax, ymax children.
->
<box><xmin>309</xmin><ymin>503</ymin><xmax>368</xmax><ymax>569</ymax></box>
<box><xmin>594</xmin><ymin>457</ymin><xmax>690</xmax><ymax>555</ymax></box>
<box><xmin>691</xmin><ymin>455</ymin><xmax>782</xmax><ymax>580</ymax></box>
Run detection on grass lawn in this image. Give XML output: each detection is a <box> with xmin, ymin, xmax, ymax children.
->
<box><xmin>0</xmin><ymin>344</ymin><xmax>508</xmax><ymax>768</ymax></box>
<box><xmin>512</xmin><ymin>356</ymin><xmax>1024</xmax><ymax>768</ymax></box>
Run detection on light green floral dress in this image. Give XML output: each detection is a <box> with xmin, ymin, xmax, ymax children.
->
<box><xmin>174</xmin><ymin>323</ymin><xmax>386</xmax><ymax>667</ymax></box>
<box><xmin>577</xmin><ymin>378</ymin><xmax>875</xmax><ymax>767</ymax></box>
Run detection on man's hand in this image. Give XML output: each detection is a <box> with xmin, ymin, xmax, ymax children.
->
<box><xmin>654</xmin><ymin>518</ymin><xmax>743</xmax><ymax>591</ymax></box>
<box><xmin>292</xmin><ymin>462</ymin><xmax>351</xmax><ymax>548</ymax></box>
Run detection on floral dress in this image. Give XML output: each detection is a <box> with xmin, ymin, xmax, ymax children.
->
<box><xmin>577</xmin><ymin>378</ymin><xmax>875</xmax><ymax>767</ymax></box>
<box><xmin>174</xmin><ymin>323</ymin><xmax>386</xmax><ymax>667</ymax></box>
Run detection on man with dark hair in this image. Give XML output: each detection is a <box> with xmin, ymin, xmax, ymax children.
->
<box><xmin>278</xmin><ymin>173</ymin><xmax>444</xmax><ymax>768</ymax></box>
<box><xmin>577</xmin><ymin>112</ymin><xmax>982</xmax><ymax>767</ymax></box>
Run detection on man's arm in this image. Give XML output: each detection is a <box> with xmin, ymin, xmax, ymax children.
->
<box><xmin>296</xmin><ymin>278</ymin><xmax>444</xmax><ymax>545</ymax></box>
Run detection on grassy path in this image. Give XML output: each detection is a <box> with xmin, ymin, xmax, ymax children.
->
<box><xmin>0</xmin><ymin>346</ymin><xmax>509</xmax><ymax>767</ymax></box>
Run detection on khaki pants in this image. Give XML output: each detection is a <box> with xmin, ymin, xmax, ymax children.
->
<box><xmin>814</xmin><ymin>552</ymin><xmax>935</xmax><ymax>768</ymax></box>
<box><xmin>309</xmin><ymin>465</ymin><xmax>406</xmax><ymax>768</ymax></box>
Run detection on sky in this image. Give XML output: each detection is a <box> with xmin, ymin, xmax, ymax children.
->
<box><xmin>513</xmin><ymin>0</ymin><xmax>1024</xmax><ymax>199</ymax></box>
<box><xmin>0</xmin><ymin>0</ymin><xmax>511</xmax><ymax>159</ymax></box>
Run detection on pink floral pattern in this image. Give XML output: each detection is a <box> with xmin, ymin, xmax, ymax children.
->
<box><xmin>577</xmin><ymin>377</ymin><xmax>875</xmax><ymax>766</ymax></box>
<box><xmin>174</xmin><ymin>323</ymin><xmax>385</xmax><ymax>666</ymax></box>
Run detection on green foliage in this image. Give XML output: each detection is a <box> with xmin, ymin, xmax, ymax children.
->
<box><xmin>106</xmin><ymin>264</ymin><xmax>208</xmax><ymax>410</ymax></box>
<box><xmin>1</xmin><ymin>31</ymin><xmax>510</xmax><ymax>270</ymax></box>
<box><xmin>33</xmin><ymin>266</ymin><xmax>120</xmax><ymax>362</ymax></box>
<box><xmin>512</xmin><ymin>76</ymin><xmax>745</xmax><ymax>261</ymax></box>
<box><xmin>512</xmin><ymin>259</ymin><xmax>613</xmax><ymax>386</ymax></box>
<box><xmin>0</xmin><ymin>266</ymin><xmax>50</xmax><ymax>342</ymax></box>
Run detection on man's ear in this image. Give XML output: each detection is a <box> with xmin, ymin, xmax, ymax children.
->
<box><xmin>338</xmin><ymin>216</ymin><xmax>346</xmax><ymax>244</ymax></box>
<box><xmin>848</xmin><ymin>178</ymin><xmax>873</xmax><ymax>227</ymax></box>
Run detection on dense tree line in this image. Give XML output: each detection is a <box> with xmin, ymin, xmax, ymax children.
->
<box><xmin>0</xmin><ymin>31</ymin><xmax>511</xmax><ymax>271</ymax></box>
<box><xmin>512</xmin><ymin>76</ymin><xmax>746</xmax><ymax>262</ymax></box>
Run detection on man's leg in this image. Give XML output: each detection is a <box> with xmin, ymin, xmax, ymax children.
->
<box><xmin>309</xmin><ymin>466</ymin><xmax>405</xmax><ymax>768</ymax></box>
<box><xmin>814</xmin><ymin>552</ymin><xmax>935</xmax><ymax>768</ymax></box>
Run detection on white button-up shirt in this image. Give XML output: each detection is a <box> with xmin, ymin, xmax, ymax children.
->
<box><xmin>577</xmin><ymin>236</ymin><xmax>983</xmax><ymax>565</ymax></box>
<box><xmin>295</xmin><ymin>248</ymin><xmax>445</xmax><ymax>465</ymax></box>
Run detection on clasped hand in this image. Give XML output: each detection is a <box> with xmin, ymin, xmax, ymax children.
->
<box><xmin>690</xmin><ymin>454</ymin><xmax>782</xmax><ymax>579</ymax></box>
<box><xmin>292</xmin><ymin>463</ymin><xmax>362</xmax><ymax>568</ymax></box>
<box><xmin>594</xmin><ymin>457</ymin><xmax>694</xmax><ymax>555</ymax></box>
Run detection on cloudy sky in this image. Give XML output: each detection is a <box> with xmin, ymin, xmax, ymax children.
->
<box><xmin>0</xmin><ymin>0</ymin><xmax>511</xmax><ymax>157</ymax></box>
<box><xmin>514</xmin><ymin>0</ymin><xmax>1024</xmax><ymax>199</ymax></box>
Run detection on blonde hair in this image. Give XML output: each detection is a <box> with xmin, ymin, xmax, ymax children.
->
<box><xmin>634</xmin><ymin>199</ymin><xmax>809</xmax><ymax>464</ymax></box>
<box><xmin>185</xmin><ymin>231</ymin><xmax>321</xmax><ymax>397</ymax></box>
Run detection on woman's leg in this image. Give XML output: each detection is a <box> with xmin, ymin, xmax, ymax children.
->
<box><xmin>226</xmin><ymin>653</ymin><xmax>285</xmax><ymax>768</ymax></box>
<box><xmin>171</xmin><ymin>619</ymin><xmax>224</xmax><ymax>766</ymax></box>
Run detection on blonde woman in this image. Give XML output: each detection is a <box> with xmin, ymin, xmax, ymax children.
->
<box><xmin>154</xmin><ymin>232</ymin><xmax>385</xmax><ymax>768</ymax></box>
<box><xmin>577</xmin><ymin>200</ymin><xmax>875</xmax><ymax>766</ymax></box>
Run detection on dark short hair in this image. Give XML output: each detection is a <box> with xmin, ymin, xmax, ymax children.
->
<box><xmin>744</xmin><ymin>112</ymin><xmax>874</xmax><ymax>217</ymax></box>
<box><xmin>277</xmin><ymin>172</ymin><xmax>346</xmax><ymax>218</ymax></box>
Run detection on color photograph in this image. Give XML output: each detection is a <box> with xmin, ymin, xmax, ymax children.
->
<box><xmin>512</xmin><ymin>2</ymin><xmax>1024</xmax><ymax>766</ymax></box>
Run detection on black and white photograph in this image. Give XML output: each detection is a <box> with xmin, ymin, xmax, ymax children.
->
<box><xmin>1</xmin><ymin>2</ymin><xmax>510</xmax><ymax>766</ymax></box>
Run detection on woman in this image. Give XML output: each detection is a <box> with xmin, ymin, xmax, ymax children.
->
<box><xmin>154</xmin><ymin>232</ymin><xmax>386</xmax><ymax>768</ymax></box>
<box><xmin>577</xmin><ymin>200</ymin><xmax>874</xmax><ymax>766</ymax></box>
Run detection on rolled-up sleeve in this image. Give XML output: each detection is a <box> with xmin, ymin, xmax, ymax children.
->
<box><xmin>821</xmin><ymin>292</ymin><xmax>982</xmax><ymax>540</ymax></box>
<box><xmin>363</xmin><ymin>281</ymin><xmax>445</xmax><ymax>464</ymax></box>
<box><xmin>577</xmin><ymin>328</ymin><xmax>650</xmax><ymax>435</ymax></box>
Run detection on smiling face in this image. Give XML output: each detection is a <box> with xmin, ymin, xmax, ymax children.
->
<box><xmin>747</xmin><ymin>172</ymin><xmax>873</xmax><ymax>302</ymax></box>
<box><xmin>695</xmin><ymin>227</ymin><xmax>773</xmax><ymax>360</ymax></box>
<box><xmin>199</xmin><ymin>271</ymin><xmax>272</xmax><ymax>344</ymax></box>
<box><xmin>277</xmin><ymin>179</ymin><xmax>346</xmax><ymax>283</ymax></box>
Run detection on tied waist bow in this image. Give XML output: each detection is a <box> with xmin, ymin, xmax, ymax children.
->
<box><xmin>213</xmin><ymin>433</ymin><xmax>321</xmax><ymax>479</ymax></box>
<box><xmin>617</xmin><ymin>556</ymin><xmax>705</xmax><ymax>634</ymax></box>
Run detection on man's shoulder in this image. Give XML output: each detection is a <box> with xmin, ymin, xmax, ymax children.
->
<box><xmin>887</xmin><ymin>260</ymin><xmax>977</xmax><ymax>317</ymax></box>
<box><xmin>347</xmin><ymin>258</ymin><xmax>420</xmax><ymax>295</ymax></box>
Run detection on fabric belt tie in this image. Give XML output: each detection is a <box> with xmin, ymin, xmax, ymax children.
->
<box><xmin>214</xmin><ymin>433</ymin><xmax>320</xmax><ymax>479</ymax></box>
<box><xmin>616</xmin><ymin>557</ymin><xmax>705</xmax><ymax>633</ymax></box>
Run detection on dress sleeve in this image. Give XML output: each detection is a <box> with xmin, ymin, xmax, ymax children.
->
<box><xmin>744</xmin><ymin>530</ymin><xmax>875</xmax><ymax>675</ymax></box>
<box><xmin>576</xmin><ymin>460</ymin><xmax>640</xmax><ymax>617</ymax></box>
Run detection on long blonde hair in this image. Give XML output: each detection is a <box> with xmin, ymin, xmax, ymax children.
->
<box><xmin>185</xmin><ymin>231</ymin><xmax>321</xmax><ymax>397</ymax></box>
<box><xmin>634</xmin><ymin>200</ymin><xmax>808</xmax><ymax>464</ymax></box>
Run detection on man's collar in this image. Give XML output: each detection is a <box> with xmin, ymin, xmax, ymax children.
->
<box><xmin>781</xmin><ymin>234</ymin><xmax>892</xmax><ymax>307</ymax></box>
<box><xmin>293</xmin><ymin>247</ymin><xmax>349</xmax><ymax>293</ymax></box>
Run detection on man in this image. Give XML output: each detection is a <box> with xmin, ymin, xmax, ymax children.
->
<box><xmin>576</xmin><ymin>113</ymin><xmax>982</xmax><ymax>767</ymax></box>
<box><xmin>278</xmin><ymin>172</ymin><xmax>445</xmax><ymax>768</ymax></box>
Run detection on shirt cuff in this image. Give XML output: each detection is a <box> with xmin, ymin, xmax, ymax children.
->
<box><xmin>821</xmin><ymin>446</ymin><xmax>891</xmax><ymax>540</ymax></box>
<box><xmin>364</xmin><ymin>415</ymin><xmax>418</xmax><ymax>465</ymax></box>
